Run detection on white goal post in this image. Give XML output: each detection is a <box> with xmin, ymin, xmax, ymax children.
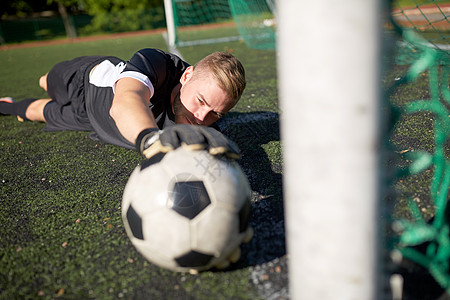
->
<box><xmin>278</xmin><ymin>0</ymin><xmax>383</xmax><ymax>299</ymax></box>
<box><xmin>164</xmin><ymin>0</ymin><xmax>177</xmax><ymax>50</ymax></box>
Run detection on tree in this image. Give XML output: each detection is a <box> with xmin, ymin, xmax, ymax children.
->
<box><xmin>47</xmin><ymin>0</ymin><xmax>78</xmax><ymax>38</ymax></box>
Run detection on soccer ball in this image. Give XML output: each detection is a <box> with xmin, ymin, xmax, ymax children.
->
<box><xmin>121</xmin><ymin>147</ymin><xmax>253</xmax><ymax>272</ymax></box>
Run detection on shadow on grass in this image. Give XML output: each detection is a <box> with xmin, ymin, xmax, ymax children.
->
<box><xmin>216</xmin><ymin>111</ymin><xmax>285</xmax><ymax>268</ymax></box>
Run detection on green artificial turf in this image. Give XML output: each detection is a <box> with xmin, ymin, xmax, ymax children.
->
<box><xmin>0</xmin><ymin>32</ymin><xmax>282</xmax><ymax>299</ymax></box>
<box><xmin>387</xmin><ymin>64</ymin><xmax>448</xmax><ymax>221</ymax></box>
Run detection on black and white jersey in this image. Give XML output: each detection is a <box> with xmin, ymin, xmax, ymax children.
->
<box><xmin>85</xmin><ymin>49</ymin><xmax>190</xmax><ymax>149</ymax></box>
<box><xmin>121</xmin><ymin>48</ymin><xmax>189</xmax><ymax>128</ymax></box>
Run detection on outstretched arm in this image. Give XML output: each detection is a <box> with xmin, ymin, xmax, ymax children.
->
<box><xmin>109</xmin><ymin>77</ymin><xmax>157</xmax><ymax>145</ymax></box>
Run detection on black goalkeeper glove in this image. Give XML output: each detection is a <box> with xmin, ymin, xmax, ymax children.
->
<box><xmin>136</xmin><ymin>125</ymin><xmax>241</xmax><ymax>160</ymax></box>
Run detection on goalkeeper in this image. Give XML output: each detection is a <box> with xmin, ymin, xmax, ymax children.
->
<box><xmin>0</xmin><ymin>48</ymin><xmax>246</xmax><ymax>158</ymax></box>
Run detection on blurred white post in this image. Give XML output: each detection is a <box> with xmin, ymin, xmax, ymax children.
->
<box><xmin>278</xmin><ymin>0</ymin><xmax>381</xmax><ymax>299</ymax></box>
<box><xmin>164</xmin><ymin>0</ymin><xmax>176</xmax><ymax>49</ymax></box>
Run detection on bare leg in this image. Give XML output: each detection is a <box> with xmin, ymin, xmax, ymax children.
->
<box><xmin>25</xmin><ymin>73</ymin><xmax>51</xmax><ymax>122</ymax></box>
<box><xmin>25</xmin><ymin>99</ymin><xmax>51</xmax><ymax>122</ymax></box>
<box><xmin>1</xmin><ymin>73</ymin><xmax>51</xmax><ymax>122</ymax></box>
<box><xmin>39</xmin><ymin>73</ymin><xmax>48</xmax><ymax>92</ymax></box>
<box><xmin>0</xmin><ymin>74</ymin><xmax>51</xmax><ymax>122</ymax></box>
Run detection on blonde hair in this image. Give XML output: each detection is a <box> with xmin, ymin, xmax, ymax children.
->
<box><xmin>193</xmin><ymin>52</ymin><xmax>246</xmax><ymax>105</ymax></box>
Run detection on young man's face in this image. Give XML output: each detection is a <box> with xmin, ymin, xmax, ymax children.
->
<box><xmin>172</xmin><ymin>66</ymin><xmax>232</xmax><ymax>126</ymax></box>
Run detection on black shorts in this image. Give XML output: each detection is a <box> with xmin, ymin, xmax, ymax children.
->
<box><xmin>43</xmin><ymin>56</ymin><xmax>108</xmax><ymax>131</ymax></box>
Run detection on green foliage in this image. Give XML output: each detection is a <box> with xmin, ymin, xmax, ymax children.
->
<box><xmin>82</xmin><ymin>0</ymin><xmax>163</xmax><ymax>14</ymax></box>
<box><xmin>1</xmin><ymin>0</ymin><xmax>166</xmax><ymax>40</ymax></box>
<box><xmin>79</xmin><ymin>6</ymin><xmax>165</xmax><ymax>34</ymax></box>
<box><xmin>1</xmin><ymin>0</ymin><xmax>56</xmax><ymax>17</ymax></box>
<box><xmin>46</xmin><ymin>0</ymin><xmax>79</xmax><ymax>8</ymax></box>
<box><xmin>79</xmin><ymin>0</ymin><xmax>165</xmax><ymax>34</ymax></box>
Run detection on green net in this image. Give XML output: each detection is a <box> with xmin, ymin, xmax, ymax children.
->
<box><xmin>167</xmin><ymin>0</ymin><xmax>276</xmax><ymax>49</ymax></box>
<box><xmin>228</xmin><ymin>0</ymin><xmax>276</xmax><ymax>50</ymax></box>
<box><xmin>389</xmin><ymin>0</ymin><xmax>450</xmax><ymax>293</ymax></box>
<box><xmin>173</xmin><ymin>0</ymin><xmax>232</xmax><ymax>27</ymax></box>
<box><xmin>391</xmin><ymin>0</ymin><xmax>449</xmax><ymax>50</ymax></box>
<box><xmin>170</xmin><ymin>0</ymin><xmax>241</xmax><ymax>47</ymax></box>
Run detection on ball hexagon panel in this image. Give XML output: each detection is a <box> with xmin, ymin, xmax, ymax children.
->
<box><xmin>190</xmin><ymin>206</ymin><xmax>238</xmax><ymax>255</ymax></box>
<box><xmin>174</xmin><ymin>250</ymin><xmax>215</xmax><ymax>268</ymax></box>
<box><xmin>168</xmin><ymin>180</ymin><xmax>211</xmax><ymax>220</ymax></box>
<box><xmin>208</xmin><ymin>163</ymin><xmax>251</xmax><ymax>211</ymax></box>
<box><xmin>160</xmin><ymin>149</ymin><xmax>208</xmax><ymax>179</ymax></box>
<box><xmin>141</xmin><ymin>209</ymin><xmax>192</xmax><ymax>260</ymax></box>
<box><xmin>126</xmin><ymin>203</ymin><xmax>144</xmax><ymax>240</ymax></box>
<box><xmin>124</xmin><ymin>164</ymin><xmax>172</xmax><ymax>216</ymax></box>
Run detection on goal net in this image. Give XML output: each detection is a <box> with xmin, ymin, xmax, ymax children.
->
<box><xmin>164</xmin><ymin>0</ymin><xmax>240</xmax><ymax>48</ymax></box>
<box><xmin>391</xmin><ymin>0</ymin><xmax>449</xmax><ymax>51</ymax></box>
<box><xmin>389</xmin><ymin>0</ymin><xmax>450</xmax><ymax>295</ymax></box>
<box><xmin>164</xmin><ymin>0</ymin><xmax>276</xmax><ymax>50</ymax></box>
<box><xmin>228</xmin><ymin>0</ymin><xmax>276</xmax><ymax>50</ymax></box>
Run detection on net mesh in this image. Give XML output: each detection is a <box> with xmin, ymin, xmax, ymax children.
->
<box><xmin>173</xmin><ymin>0</ymin><xmax>232</xmax><ymax>26</ymax></box>
<box><xmin>168</xmin><ymin>0</ymin><xmax>276</xmax><ymax>49</ymax></box>
<box><xmin>228</xmin><ymin>0</ymin><xmax>276</xmax><ymax>50</ymax></box>
<box><xmin>389</xmin><ymin>0</ymin><xmax>450</xmax><ymax>293</ymax></box>
<box><xmin>391</xmin><ymin>0</ymin><xmax>449</xmax><ymax>51</ymax></box>
<box><xmin>170</xmin><ymin>0</ymin><xmax>240</xmax><ymax>47</ymax></box>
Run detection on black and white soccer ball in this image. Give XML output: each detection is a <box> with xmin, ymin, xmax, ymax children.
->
<box><xmin>121</xmin><ymin>147</ymin><xmax>253</xmax><ymax>272</ymax></box>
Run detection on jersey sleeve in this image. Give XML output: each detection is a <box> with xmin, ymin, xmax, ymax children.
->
<box><xmin>88</xmin><ymin>60</ymin><xmax>155</xmax><ymax>96</ymax></box>
<box><xmin>116</xmin><ymin>71</ymin><xmax>154</xmax><ymax>97</ymax></box>
<box><xmin>117</xmin><ymin>48</ymin><xmax>189</xmax><ymax>122</ymax></box>
<box><xmin>120</xmin><ymin>49</ymin><xmax>171</xmax><ymax>91</ymax></box>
